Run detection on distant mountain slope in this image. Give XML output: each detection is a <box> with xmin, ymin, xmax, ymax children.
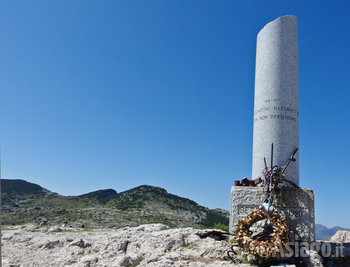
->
<box><xmin>1</xmin><ymin>179</ymin><xmax>228</xmax><ymax>229</ymax></box>
<box><xmin>316</xmin><ymin>223</ymin><xmax>350</xmax><ymax>240</ymax></box>
<box><xmin>1</xmin><ymin>179</ymin><xmax>51</xmax><ymax>196</ymax></box>
<box><xmin>105</xmin><ymin>185</ymin><xmax>229</xmax><ymax>227</ymax></box>
<box><xmin>77</xmin><ymin>189</ymin><xmax>117</xmax><ymax>204</ymax></box>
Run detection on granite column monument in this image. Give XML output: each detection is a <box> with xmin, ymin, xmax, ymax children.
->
<box><xmin>252</xmin><ymin>15</ymin><xmax>299</xmax><ymax>185</ymax></box>
<box><xmin>229</xmin><ymin>16</ymin><xmax>315</xmax><ymax>242</ymax></box>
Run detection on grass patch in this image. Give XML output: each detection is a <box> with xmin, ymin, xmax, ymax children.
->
<box><xmin>62</xmin><ymin>229</ymin><xmax>76</xmax><ymax>232</ymax></box>
<box><xmin>213</xmin><ymin>222</ymin><xmax>229</xmax><ymax>232</ymax></box>
<box><xmin>1</xmin><ymin>227</ymin><xmax>16</xmax><ymax>231</ymax></box>
<box><xmin>184</xmin><ymin>243</ymin><xmax>196</xmax><ymax>249</ymax></box>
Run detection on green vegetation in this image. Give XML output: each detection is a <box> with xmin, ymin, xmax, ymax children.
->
<box><xmin>242</xmin><ymin>254</ymin><xmax>257</xmax><ymax>265</ymax></box>
<box><xmin>213</xmin><ymin>222</ymin><xmax>229</xmax><ymax>232</ymax></box>
<box><xmin>242</xmin><ymin>254</ymin><xmax>249</xmax><ymax>264</ymax></box>
<box><xmin>184</xmin><ymin>243</ymin><xmax>196</xmax><ymax>249</ymax></box>
<box><xmin>1</xmin><ymin>179</ymin><xmax>229</xmax><ymax>229</ymax></box>
<box><xmin>1</xmin><ymin>179</ymin><xmax>48</xmax><ymax>195</ymax></box>
<box><xmin>1</xmin><ymin>226</ymin><xmax>16</xmax><ymax>231</ymax></box>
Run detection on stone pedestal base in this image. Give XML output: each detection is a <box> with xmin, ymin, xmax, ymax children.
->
<box><xmin>230</xmin><ymin>186</ymin><xmax>315</xmax><ymax>242</ymax></box>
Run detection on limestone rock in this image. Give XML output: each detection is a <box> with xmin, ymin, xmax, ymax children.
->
<box><xmin>48</xmin><ymin>227</ymin><xmax>62</xmax><ymax>233</ymax></box>
<box><xmin>303</xmin><ymin>249</ymin><xmax>324</xmax><ymax>267</ymax></box>
<box><xmin>330</xmin><ymin>230</ymin><xmax>350</xmax><ymax>243</ymax></box>
<box><xmin>69</xmin><ymin>239</ymin><xmax>92</xmax><ymax>248</ymax></box>
<box><xmin>42</xmin><ymin>240</ymin><xmax>61</xmax><ymax>249</ymax></box>
<box><xmin>2</xmin><ymin>224</ymin><xmax>251</xmax><ymax>267</ymax></box>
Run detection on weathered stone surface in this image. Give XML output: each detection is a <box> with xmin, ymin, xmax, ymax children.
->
<box><xmin>330</xmin><ymin>231</ymin><xmax>350</xmax><ymax>243</ymax></box>
<box><xmin>48</xmin><ymin>227</ymin><xmax>62</xmax><ymax>233</ymax></box>
<box><xmin>302</xmin><ymin>249</ymin><xmax>325</xmax><ymax>267</ymax></box>
<box><xmin>229</xmin><ymin>186</ymin><xmax>315</xmax><ymax>242</ymax></box>
<box><xmin>2</xmin><ymin>223</ymin><xmax>251</xmax><ymax>267</ymax></box>
<box><xmin>252</xmin><ymin>15</ymin><xmax>299</xmax><ymax>185</ymax></box>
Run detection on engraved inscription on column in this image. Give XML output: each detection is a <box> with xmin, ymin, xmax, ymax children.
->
<box><xmin>254</xmin><ymin>99</ymin><xmax>299</xmax><ymax>123</ymax></box>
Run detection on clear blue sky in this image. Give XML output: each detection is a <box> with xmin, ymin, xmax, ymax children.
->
<box><xmin>1</xmin><ymin>1</ymin><xmax>349</xmax><ymax>228</ymax></box>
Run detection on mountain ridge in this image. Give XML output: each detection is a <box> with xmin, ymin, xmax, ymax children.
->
<box><xmin>1</xmin><ymin>179</ymin><xmax>52</xmax><ymax>196</ymax></box>
<box><xmin>3</xmin><ymin>178</ymin><xmax>345</xmax><ymax>239</ymax></box>
<box><xmin>1</xmin><ymin>178</ymin><xmax>228</xmax><ymax>229</ymax></box>
<box><xmin>315</xmin><ymin>223</ymin><xmax>350</xmax><ymax>240</ymax></box>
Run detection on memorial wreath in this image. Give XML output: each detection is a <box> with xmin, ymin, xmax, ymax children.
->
<box><xmin>229</xmin><ymin>144</ymin><xmax>298</xmax><ymax>260</ymax></box>
<box><xmin>234</xmin><ymin>207</ymin><xmax>290</xmax><ymax>259</ymax></box>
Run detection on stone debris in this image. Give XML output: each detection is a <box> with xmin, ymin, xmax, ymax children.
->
<box><xmin>3</xmin><ymin>224</ymin><xmax>350</xmax><ymax>266</ymax></box>
<box><xmin>69</xmin><ymin>239</ymin><xmax>92</xmax><ymax>248</ymax></box>
<box><xmin>2</xmin><ymin>224</ymin><xmax>250</xmax><ymax>267</ymax></box>
<box><xmin>234</xmin><ymin>177</ymin><xmax>262</xmax><ymax>187</ymax></box>
<box><xmin>42</xmin><ymin>240</ymin><xmax>62</xmax><ymax>249</ymax></box>
<box><xmin>48</xmin><ymin>227</ymin><xmax>62</xmax><ymax>233</ymax></box>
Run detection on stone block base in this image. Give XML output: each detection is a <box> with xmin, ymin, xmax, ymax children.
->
<box><xmin>230</xmin><ymin>186</ymin><xmax>315</xmax><ymax>242</ymax></box>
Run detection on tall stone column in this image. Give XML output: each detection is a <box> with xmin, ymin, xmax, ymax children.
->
<box><xmin>252</xmin><ymin>15</ymin><xmax>299</xmax><ymax>185</ymax></box>
<box><xmin>230</xmin><ymin>16</ymin><xmax>314</xmax><ymax>242</ymax></box>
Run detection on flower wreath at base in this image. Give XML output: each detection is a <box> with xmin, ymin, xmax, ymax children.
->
<box><xmin>234</xmin><ymin>208</ymin><xmax>290</xmax><ymax>260</ymax></box>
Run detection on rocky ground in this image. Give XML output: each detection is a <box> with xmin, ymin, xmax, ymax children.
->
<box><xmin>2</xmin><ymin>224</ymin><xmax>250</xmax><ymax>267</ymax></box>
<box><xmin>330</xmin><ymin>230</ymin><xmax>350</xmax><ymax>243</ymax></box>
<box><xmin>3</xmin><ymin>224</ymin><xmax>350</xmax><ymax>267</ymax></box>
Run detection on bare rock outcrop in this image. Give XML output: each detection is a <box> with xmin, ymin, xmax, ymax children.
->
<box><xmin>2</xmin><ymin>224</ymin><xmax>249</xmax><ymax>267</ymax></box>
<box><xmin>330</xmin><ymin>230</ymin><xmax>350</xmax><ymax>243</ymax></box>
